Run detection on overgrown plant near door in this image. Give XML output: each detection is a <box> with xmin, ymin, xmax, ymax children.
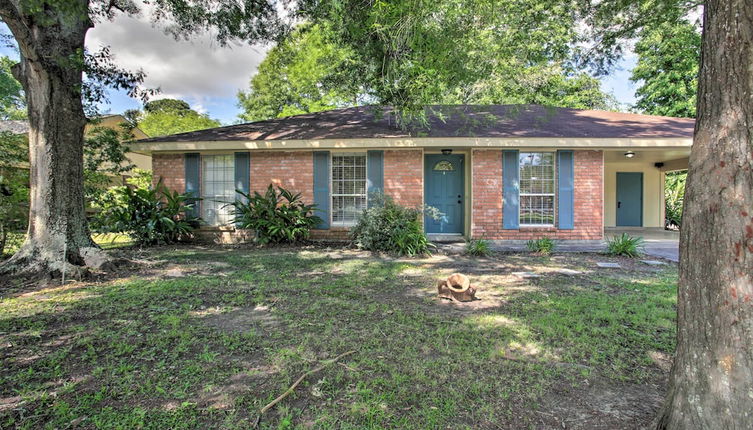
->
<box><xmin>230</xmin><ymin>184</ymin><xmax>322</xmax><ymax>244</ymax></box>
<box><xmin>350</xmin><ymin>193</ymin><xmax>435</xmax><ymax>256</ymax></box>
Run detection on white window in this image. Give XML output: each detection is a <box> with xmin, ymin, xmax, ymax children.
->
<box><xmin>519</xmin><ymin>152</ymin><xmax>555</xmax><ymax>226</ymax></box>
<box><xmin>201</xmin><ymin>154</ymin><xmax>235</xmax><ymax>226</ymax></box>
<box><xmin>331</xmin><ymin>153</ymin><xmax>367</xmax><ymax>226</ymax></box>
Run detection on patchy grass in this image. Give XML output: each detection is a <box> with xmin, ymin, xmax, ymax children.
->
<box><xmin>0</xmin><ymin>247</ymin><xmax>677</xmax><ymax>429</ymax></box>
<box><xmin>2</xmin><ymin>233</ymin><xmax>133</xmax><ymax>257</ymax></box>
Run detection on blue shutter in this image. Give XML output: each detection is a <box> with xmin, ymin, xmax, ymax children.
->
<box><xmin>313</xmin><ymin>151</ymin><xmax>330</xmax><ymax>229</ymax></box>
<box><xmin>367</xmin><ymin>150</ymin><xmax>384</xmax><ymax>206</ymax></box>
<box><xmin>234</xmin><ymin>152</ymin><xmax>250</xmax><ymax>200</ymax></box>
<box><xmin>557</xmin><ymin>150</ymin><xmax>575</xmax><ymax>230</ymax></box>
<box><xmin>503</xmin><ymin>150</ymin><xmax>520</xmax><ymax>229</ymax></box>
<box><xmin>184</xmin><ymin>153</ymin><xmax>201</xmax><ymax>218</ymax></box>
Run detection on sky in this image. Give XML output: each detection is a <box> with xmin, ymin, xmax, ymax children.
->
<box><xmin>0</xmin><ymin>12</ymin><xmax>638</xmax><ymax>125</ymax></box>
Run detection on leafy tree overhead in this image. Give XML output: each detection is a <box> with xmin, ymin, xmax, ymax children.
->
<box><xmin>239</xmin><ymin>14</ymin><xmax>616</xmax><ymax>123</ymax></box>
<box><xmin>630</xmin><ymin>20</ymin><xmax>700</xmax><ymax>118</ymax></box>
<box><xmin>238</xmin><ymin>24</ymin><xmax>359</xmax><ymax>122</ymax></box>
<box><xmin>304</xmin><ymin>0</ymin><xmax>619</xmax><ymax>123</ymax></box>
<box><xmin>447</xmin><ymin>62</ymin><xmax>617</xmax><ymax>110</ymax></box>
<box><xmin>0</xmin><ymin>0</ymin><xmax>287</xmax><ymax>276</ymax></box>
<box><xmin>132</xmin><ymin>98</ymin><xmax>221</xmax><ymax>137</ymax></box>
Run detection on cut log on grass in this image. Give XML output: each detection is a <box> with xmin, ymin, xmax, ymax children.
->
<box><xmin>259</xmin><ymin>350</ymin><xmax>355</xmax><ymax>415</ymax></box>
<box><xmin>437</xmin><ymin>273</ymin><xmax>477</xmax><ymax>302</ymax></box>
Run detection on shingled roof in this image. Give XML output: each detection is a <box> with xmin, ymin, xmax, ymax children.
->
<box><xmin>138</xmin><ymin>105</ymin><xmax>695</xmax><ymax>143</ymax></box>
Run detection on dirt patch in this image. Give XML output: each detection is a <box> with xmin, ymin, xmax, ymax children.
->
<box><xmin>198</xmin><ymin>306</ymin><xmax>281</xmax><ymax>332</ymax></box>
<box><xmin>536</xmin><ymin>377</ymin><xmax>665</xmax><ymax>429</ymax></box>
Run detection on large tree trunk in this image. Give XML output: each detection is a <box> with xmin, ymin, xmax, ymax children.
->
<box><xmin>0</xmin><ymin>2</ymin><xmax>109</xmax><ymax>278</ymax></box>
<box><xmin>656</xmin><ymin>0</ymin><xmax>753</xmax><ymax>428</ymax></box>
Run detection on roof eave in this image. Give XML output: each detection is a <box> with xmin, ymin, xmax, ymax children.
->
<box><xmin>130</xmin><ymin>136</ymin><xmax>694</xmax><ymax>154</ymax></box>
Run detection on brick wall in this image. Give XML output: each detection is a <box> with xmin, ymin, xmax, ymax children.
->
<box><xmin>152</xmin><ymin>153</ymin><xmax>185</xmax><ymax>193</ymax></box>
<box><xmin>250</xmin><ymin>151</ymin><xmax>314</xmax><ymax>204</ymax></box>
<box><xmin>471</xmin><ymin>150</ymin><xmax>503</xmax><ymax>237</ymax></box>
<box><xmin>384</xmin><ymin>149</ymin><xmax>423</xmax><ymax>208</ymax></box>
<box><xmin>471</xmin><ymin>150</ymin><xmax>603</xmax><ymax>240</ymax></box>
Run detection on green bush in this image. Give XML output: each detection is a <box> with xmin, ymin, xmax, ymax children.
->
<box><xmin>350</xmin><ymin>193</ymin><xmax>434</xmax><ymax>256</ymax></box>
<box><xmin>664</xmin><ymin>170</ymin><xmax>686</xmax><ymax>228</ymax></box>
<box><xmin>526</xmin><ymin>237</ymin><xmax>555</xmax><ymax>255</ymax></box>
<box><xmin>466</xmin><ymin>238</ymin><xmax>492</xmax><ymax>257</ymax></box>
<box><xmin>606</xmin><ymin>233</ymin><xmax>644</xmax><ymax>257</ymax></box>
<box><xmin>229</xmin><ymin>184</ymin><xmax>322</xmax><ymax>244</ymax></box>
<box><xmin>93</xmin><ymin>180</ymin><xmax>199</xmax><ymax>245</ymax></box>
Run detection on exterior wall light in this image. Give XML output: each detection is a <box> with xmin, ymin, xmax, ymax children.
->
<box><xmin>624</xmin><ymin>151</ymin><xmax>636</xmax><ymax>158</ymax></box>
<box><xmin>441</xmin><ymin>149</ymin><xmax>453</xmax><ymax>155</ymax></box>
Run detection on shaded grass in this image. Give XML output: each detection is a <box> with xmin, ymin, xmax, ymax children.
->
<box><xmin>0</xmin><ymin>247</ymin><xmax>677</xmax><ymax>429</ymax></box>
<box><xmin>2</xmin><ymin>233</ymin><xmax>133</xmax><ymax>257</ymax></box>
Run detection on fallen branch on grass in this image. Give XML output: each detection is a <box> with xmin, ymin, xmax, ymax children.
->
<box><xmin>259</xmin><ymin>350</ymin><xmax>356</xmax><ymax>414</ymax></box>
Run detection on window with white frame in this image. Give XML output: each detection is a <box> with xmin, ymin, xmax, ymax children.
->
<box><xmin>519</xmin><ymin>152</ymin><xmax>555</xmax><ymax>226</ymax></box>
<box><xmin>331</xmin><ymin>153</ymin><xmax>367</xmax><ymax>226</ymax></box>
<box><xmin>201</xmin><ymin>154</ymin><xmax>235</xmax><ymax>226</ymax></box>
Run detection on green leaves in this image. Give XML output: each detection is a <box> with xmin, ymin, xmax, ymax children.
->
<box><xmin>238</xmin><ymin>24</ymin><xmax>358</xmax><ymax>122</ymax></box>
<box><xmin>132</xmin><ymin>99</ymin><xmax>222</xmax><ymax>137</ymax></box>
<box><xmin>0</xmin><ymin>56</ymin><xmax>26</xmax><ymax>121</ymax></box>
<box><xmin>605</xmin><ymin>233</ymin><xmax>645</xmax><ymax>258</ymax></box>
<box><xmin>350</xmin><ymin>193</ymin><xmax>434</xmax><ymax>256</ymax></box>
<box><xmin>229</xmin><ymin>184</ymin><xmax>322</xmax><ymax>244</ymax></box>
<box><xmin>92</xmin><ymin>180</ymin><xmax>200</xmax><ymax>245</ymax></box>
<box><xmin>630</xmin><ymin>20</ymin><xmax>700</xmax><ymax>118</ymax></box>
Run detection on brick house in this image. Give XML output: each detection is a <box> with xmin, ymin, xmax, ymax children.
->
<box><xmin>131</xmin><ymin>105</ymin><xmax>693</xmax><ymax>242</ymax></box>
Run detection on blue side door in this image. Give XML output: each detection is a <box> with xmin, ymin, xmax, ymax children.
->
<box><xmin>616</xmin><ymin>172</ymin><xmax>643</xmax><ymax>227</ymax></box>
<box><xmin>424</xmin><ymin>154</ymin><xmax>464</xmax><ymax>233</ymax></box>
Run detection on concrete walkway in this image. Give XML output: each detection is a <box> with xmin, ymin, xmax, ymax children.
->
<box><xmin>437</xmin><ymin>229</ymin><xmax>680</xmax><ymax>262</ymax></box>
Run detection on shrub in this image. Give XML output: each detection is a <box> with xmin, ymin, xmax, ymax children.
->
<box><xmin>526</xmin><ymin>237</ymin><xmax>555</xmax><ymax>255</ymax></box>
<box><xmin>466</xmin><ymin>238</ymin><xmax>492</xmax><ymax>257</ymax></box>
<box><xmin>664</xmin><ymin>170</ymin><xmax>686</xmax><ymax>229</ymax></box>
<box><xmin>93</xmin><ymin>180</ymin><xmax>199</xmax><ymax>245</ymax></box>
<box><xmin>350</xmin><ymin>193</ymin><xmax>434</xmax><ymax>256</ymax></box>
<box><xmin>606</xmin><ymin>233</ymin><xmax>644</xmax><ymax>257</ymax></box>
<box><xmin>229</xmin><ymin>184</ymin><xmax>322</xmax><ymax>244</ymax></box>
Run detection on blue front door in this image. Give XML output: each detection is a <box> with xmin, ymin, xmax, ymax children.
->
<box><xmin>616</xmin><ymin>172</ymin><xmax>643</xmax><ymax>226</ymax></box>
<box><xmin>424</xmin><ymin>154</ymin><xmax>464</xmax><ymax>233</ymax></box>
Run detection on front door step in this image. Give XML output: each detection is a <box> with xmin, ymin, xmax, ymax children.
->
<box><xmin>428</xmin><ymin>234</ymin><xmax>465</xmax><ymax>243</ymax></box>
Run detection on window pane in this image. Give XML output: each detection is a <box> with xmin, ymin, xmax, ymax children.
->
<box><xmin>201</xmin><ymin>154</ymin><xmax>236</xmax><ymax>226</ymax></box>
<box><xmin>520</xmin><ymin>195</ymin><xmax>555</xmax><ymax>225</ymax></box>
<box><xmin>331</xmin><ymin>154</ymin><xmax>367</xmax><ymax>226</ymax></box>
<box><xmin>519</xmin><ymin>152</ymin><xmax>555</xmax><ymax>225</ymax></box>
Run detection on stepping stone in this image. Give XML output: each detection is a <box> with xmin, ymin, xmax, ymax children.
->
<box><xmin>641</xmin><ymin>260</ymin><xmax>668</xmax><ymax>266</ymax></box>
<box><xmin>596</xmin><ymin>262</ymin><xmax>621</xmax><ymax>268</ymax></box>
<box><xmin>164</xmin><ymin>268</ymin><xmax>186</xmax><ymax>277</ymax></box>
<box><xmin>554</xmin><ymin>268</ymin><xmax>582</xmax><ymax>276</ymax></box>
<box><xmin>512</xmin><ymin>271</ymin><xmax>541</xmax><ymax>279</ymax></box>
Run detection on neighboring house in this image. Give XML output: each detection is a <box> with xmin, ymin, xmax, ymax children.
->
<box><xmin>130</xmin><ymin>105</ymin><xmax>692</xmax><ymax>242</ymax></box>
<box><xmin>0</xmin><ymin>114</ymin><xmax>151</xmax><ymax>174</ymax></box>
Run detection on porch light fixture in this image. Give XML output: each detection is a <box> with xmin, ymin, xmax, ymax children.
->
<box><xmin>624</xmin><ymin>151</ymin><xmax>636</xmax><ymax>158</ymax></box>
<box><xmin>441</xmin><ymin>149</ymin><xmax>453</xmax><ymax>155</ymax></box>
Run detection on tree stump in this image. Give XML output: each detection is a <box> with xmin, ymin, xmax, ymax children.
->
<box><xmin>437</xmin><ymin>273</ymin><xmax>477</xmax><ymax>302</ymax></box>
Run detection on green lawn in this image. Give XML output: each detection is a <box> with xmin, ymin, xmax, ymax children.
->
<box><xmin>0</xmin><ymin>247</ymin><xmax>677</xmax><ymax>429</ymax></box>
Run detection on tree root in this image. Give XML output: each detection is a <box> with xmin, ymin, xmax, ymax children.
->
<box><xmin>0</xmin><ymin>244</ymin><xmax>119</xmax><ymax>284</ymax></box>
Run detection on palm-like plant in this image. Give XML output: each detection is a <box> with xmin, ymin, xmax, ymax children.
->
<box><xmin>228</xmin><ymin>184</ymin><xmax>322</xmax><ymax>244</ymax></box>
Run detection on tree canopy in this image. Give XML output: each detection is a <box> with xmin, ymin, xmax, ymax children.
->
<box><xmin>127</xmin><ymin>99</ymin><xmax>221</xmax><ymax>137</ymax></box>
<box><xmin>630</xmin><ymin>19</ymin><xmax>700</xmax><ymax>118</ymax></box>
<box><xmin>238</xmin><ymin>24</ymin><xmax>359</xmax><ymax>122</ymax></box>
<box><xmin>239</xmin><ymin>8</ymin><xmax>618</xmax><ymax>123</ymax></box>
